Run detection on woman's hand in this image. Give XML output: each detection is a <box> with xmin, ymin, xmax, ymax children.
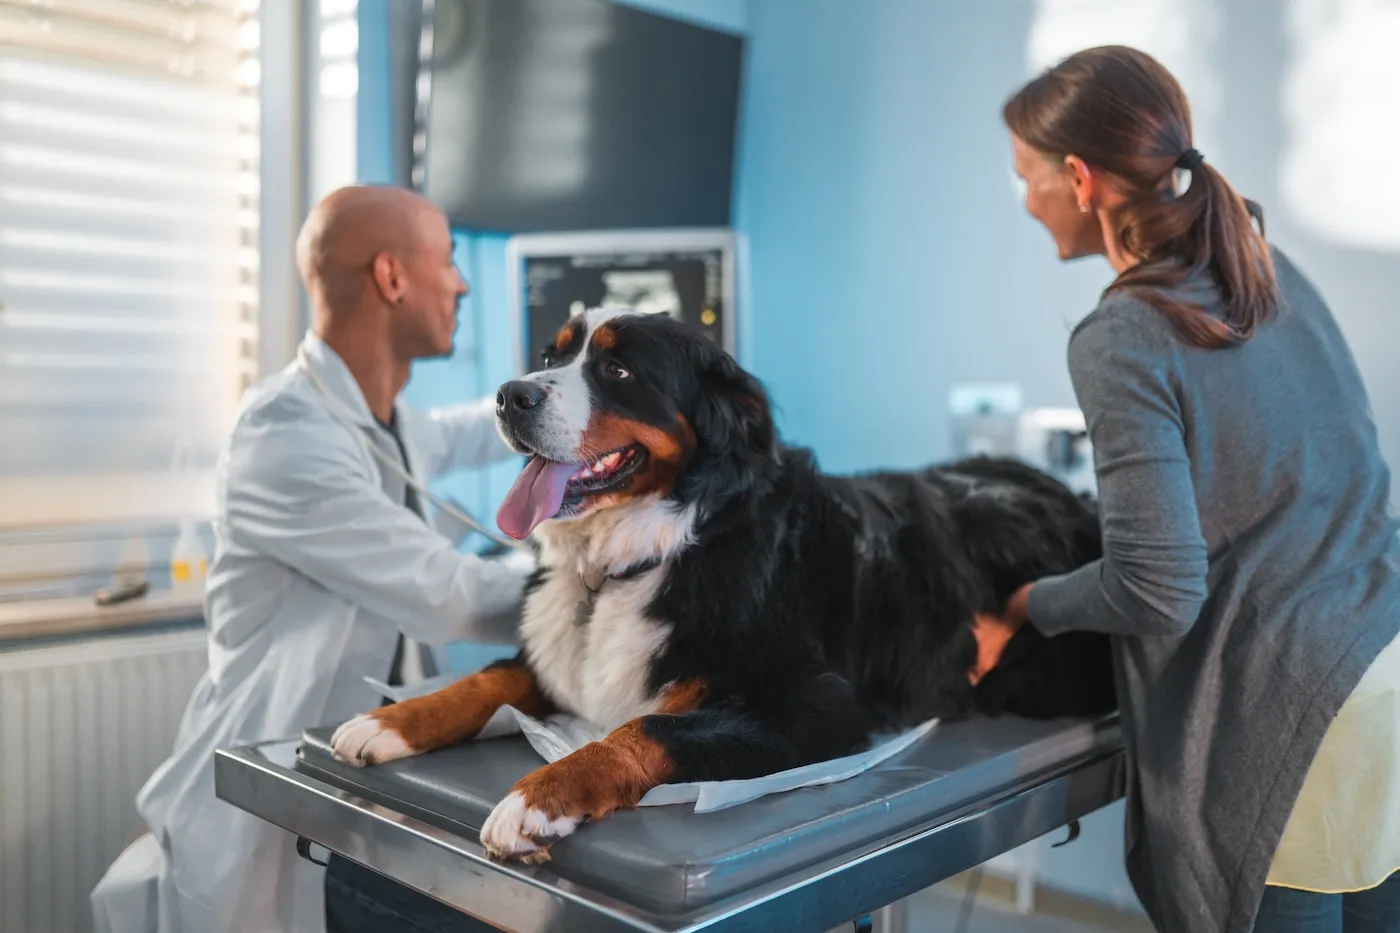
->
<box><xmin>968</xmin><ymin>583</ymin><xmax>1034</xmax><ymax>685</ymax></box>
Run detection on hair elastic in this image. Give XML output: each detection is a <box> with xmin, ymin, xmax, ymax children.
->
<box><xmin>1176</xmin><ymin>147</ymin><xmax>1205</xmax><ymax>171</ymax></box>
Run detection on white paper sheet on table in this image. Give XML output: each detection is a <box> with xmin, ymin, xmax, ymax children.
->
<box><xmin>364</xmin><ymin>673</ymin><xmax>938</xmax><ymax>813</ymax></box>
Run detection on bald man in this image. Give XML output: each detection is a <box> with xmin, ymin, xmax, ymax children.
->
<box><xmin>91</xmin><ymin>186</ymin><xmax>530</xmax><ymax>933</ymax></box>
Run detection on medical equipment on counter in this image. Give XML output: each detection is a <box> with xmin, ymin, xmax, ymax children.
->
<box><xmin>163</xmin><ymin>439</ymin><xmax>210</xmax><ymax>593</ymax></box>
<box><xmin>92</xmin><ymin>578</ymin><xmax>150</xmax><ymax>607</ymax></box>
<box><xmin>949</xmin><ymin>383</ymin><xmax>1096</xmax><ymax>496</ymax></box>
<box><xmin>296</xmin><ymin>343</ymin><xmax>531</xmax><ymax>554</ymax></box>
<box><xmin>171</xmin><ymin>518</ymin><xmax>208</xmax><ymax>593</ymax></box>
<box><xmin>950</xmin><ymin>382</ymin><xmax>1023</xmax><ymax>459</ymax></box>
<box><xmin>1016</xmin><ymin>407</ymin><xmax>1095</xmax><ymax>496</ymax></box>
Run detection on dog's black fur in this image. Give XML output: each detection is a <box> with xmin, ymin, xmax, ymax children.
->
<box><xmin>505</xmin><ymin>311</ymin><xmax>1116</xmax><ymax>784</ymax></box>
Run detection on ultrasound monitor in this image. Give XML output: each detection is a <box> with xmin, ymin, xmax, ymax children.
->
<box><xmin>505</xmin><ymin>230</ymin><xmax>736</xmax><ymax>375</ymax></box>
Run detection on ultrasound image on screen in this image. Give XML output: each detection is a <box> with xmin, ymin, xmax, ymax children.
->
<box><xmin>522</xmin><ymin>250</ymin><xmax>725</xmax><ymax>372</ymax></box>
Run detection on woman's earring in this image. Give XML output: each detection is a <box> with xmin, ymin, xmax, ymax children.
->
<box><xmin>1079</xmin><ymin>202</ymin><xmax>1090</xmax><ymax>213</ymax></box>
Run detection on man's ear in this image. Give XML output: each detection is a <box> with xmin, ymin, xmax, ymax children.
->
<box><xmin>694</xmin><ymin>353</ymin><xmax>775</xmax><ymax>459</ymax></box>
<box><xmin>370</xmin><ymin>252</ymin><xmax>406</xmax><ymax>306</ymax></box>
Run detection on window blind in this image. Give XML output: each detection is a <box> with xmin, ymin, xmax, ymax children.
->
<box><xmin>0</xmin><ymin>0</ymin><xmax>260</xmax><ymax>601</ymax></box>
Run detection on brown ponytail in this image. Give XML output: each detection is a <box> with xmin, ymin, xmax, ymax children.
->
<box><xmin>1003</xmin><ymin>46</ymin><xmax>1278</xmax><ymax>349</ymax></box>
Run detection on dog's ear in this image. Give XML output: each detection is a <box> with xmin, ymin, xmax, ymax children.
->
<box><xmin>678</xmin><ymin>352</ymin><xmax>777</xmax><ymax>508</ymax></box>
<box><xmin>693</xmin><ymin>352</ymin><xmax>775</xmax><ymax>460</ymax></box>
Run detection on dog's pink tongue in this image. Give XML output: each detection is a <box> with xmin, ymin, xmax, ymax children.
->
<box><xmin>497</xmin><ymin>457</ymin><xmax>577</xmax><ymax>539</ymax></box>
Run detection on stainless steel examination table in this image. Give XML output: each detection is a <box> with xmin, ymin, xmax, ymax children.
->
<box><xmin>215</xmin><ymin>712</ymin><xmax>1124</xmax><ymax>932</ymax></box>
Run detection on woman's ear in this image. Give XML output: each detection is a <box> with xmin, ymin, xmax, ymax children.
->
<box><xmin>1064</xmin><ymin>154</ymin><xmax>1094</xmax><ymax>212</ymax></box>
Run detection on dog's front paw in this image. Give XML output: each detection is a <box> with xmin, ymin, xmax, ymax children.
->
<box><xmin>480</xmin><ymin>790</ymin><xmax>581</xmax><ymax>863</ymax></box>
<box><xmin>479</xmin><ymin>725</ymin><xmax>665</xmax><ymax>860</ymax></box>
<box><xmin>330</xmin><ymin>713</ymin><xmax>415</xmax><ymax>767</ymax></box>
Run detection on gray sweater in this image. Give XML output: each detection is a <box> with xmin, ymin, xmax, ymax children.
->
<box><xmin>1028</xmin><ymin>247</ymin><xmax>1400</xmax><ymax>933</ymax></box>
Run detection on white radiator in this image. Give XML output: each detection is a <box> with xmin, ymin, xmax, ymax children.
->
<box><xmin>0</xmin><ymin>627</ymin><xmax>207</xmax><ymax>933</ymax></box>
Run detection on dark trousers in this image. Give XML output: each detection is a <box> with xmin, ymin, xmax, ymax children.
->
<box><xmin>324</xmin><ymin>853</ymin><xmax>500</xmax><ymax>932</ymax></box>
<box><xmin>1253</xmin><ymin>873</ymin><xmax>1400</xmax><ymax>933</ymax></box>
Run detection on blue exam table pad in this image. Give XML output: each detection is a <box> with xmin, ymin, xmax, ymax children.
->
<box><xmin>297</xmin><ymin>713</ymin><xmax>1120</xmax><ymax>916</ymax></box>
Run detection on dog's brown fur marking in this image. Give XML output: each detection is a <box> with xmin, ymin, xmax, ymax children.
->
<box><xmin>591</xmin><ymin>324</ymin><xmax>617</xmax><ymax>349</ymax></box>
<box><xmin>578</xmin><ymin>412</ymin><xmax>697</xmax><ymax>508</ymax></box>
<box><xmin>489</xmin><ymin>683</ymin><xmax>707</xmax><ymax>861</ymax></box>
<box><xmin>368</xmin><ymin>664</ymin><xmax>554</xmax><ymax>753</ymax></box>
<box><xmin>656</xmin><ymin>677</ymin><xmax>708</xmax><ymax>714</ymax></box>
<box><xmin>507</xmin><ymin>719</ymin><xmax>674</xmax><ymax>847</ymax></box>
<box><xmin>553</xmin><ymin>323</ymin><xmax>575</xmax><ymax>352</ymax></box>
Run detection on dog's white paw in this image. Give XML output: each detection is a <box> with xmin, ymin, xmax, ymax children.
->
<box><xmin>329</xmin><ymin>713</ymin><xmax>414</xmax><ymax>767</ymax></box>
<box><xmin>480</xmin><ymin>791</ymin><xmax>579</xmax><ymax>862</ymax></box>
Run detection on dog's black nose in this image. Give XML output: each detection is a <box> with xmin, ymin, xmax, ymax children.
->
<box><xmin>498</xmin><ymin>380</ymin><xmax>546</xmax><ymax>412</ymax></box>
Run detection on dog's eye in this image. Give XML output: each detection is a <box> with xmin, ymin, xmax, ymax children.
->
<box><xmin>604</xmin><ymin>360</ymin><xmax>631</xmax><ymax>380</ymax></box>
<box><xmin>541</xmin><ymin>348</ymin><xmax>556</xmax><ymax>368</ymax></box>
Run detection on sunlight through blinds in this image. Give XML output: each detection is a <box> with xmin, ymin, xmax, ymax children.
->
<box><xmin>0</xmin><ymin>0</ymin><xmax>259</xmax><ymax>596</ymax></box>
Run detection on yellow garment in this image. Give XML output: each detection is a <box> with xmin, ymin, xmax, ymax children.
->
<box><xmin>1267</xmin><ymin>630</ymin><xmax>1400</xmax><ymax>893</ymax></box>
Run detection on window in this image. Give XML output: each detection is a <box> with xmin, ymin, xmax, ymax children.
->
<box><xmin>0</xmin><ymin>0</ymin><xmax>261</xmax><ymax>602</ymax></box>
<box><xmin>1280</xmin><ymin>0</ymin><xmax>1400</xmax><ymax>253</ymax></box>
<box><xmin>309</xmin><ymin>0</ymin><xmax>358</xmax><ymax>203</ymax></box>
<box><xmin>1024</xmin><ymin>0</ymin><xmax>1222</xmax><ymax>156</ymax></box>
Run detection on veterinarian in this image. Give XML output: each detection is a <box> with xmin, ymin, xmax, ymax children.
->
<box><xmin>973</xmin><ymin>46</ymin><xmax>1400</xmax><ymax>933</ymax></box>
<box><xmin>90</xmin><ymin>185</ymin><xmax>531</xmax><ymax>933</ymax></box>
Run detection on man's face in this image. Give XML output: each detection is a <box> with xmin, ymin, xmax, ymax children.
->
<box><xmin>394</xmin><ymin>211</ymin><xmax>468</xmax><ymax>359</ymax></box>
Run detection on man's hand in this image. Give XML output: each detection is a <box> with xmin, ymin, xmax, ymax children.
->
<box><xmin>968</xmin><ymin>583</ymin><xmax>1034</xmax><ymax>685</ymax></box>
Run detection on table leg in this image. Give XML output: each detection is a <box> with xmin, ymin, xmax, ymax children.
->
<box><xmin>868</xmin><ymin>899</ymin><xmax>909</xmax><ymax>933</ymax></box>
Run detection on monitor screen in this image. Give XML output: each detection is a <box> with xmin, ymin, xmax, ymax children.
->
<box><xmin>519</xmin><ymin>247</ymin><xmax>728</xmax><ymax>373</ymax></box>
<box><xmin>418</xmin><ymin>0</ymin><xmax>744</xmax><ymax>233</ymax></box>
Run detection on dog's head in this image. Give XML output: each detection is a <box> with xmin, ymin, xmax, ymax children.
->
<box><xmin>494</xmin><ymin>308</ymin><xmax>774</xmax><ymax>540</ymax></box>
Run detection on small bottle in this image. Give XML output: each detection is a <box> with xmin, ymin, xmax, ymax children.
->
<box><xmin>171</xmin><ymin>519</ymin><xmax>208</xmax><ymax>593</ymax></box>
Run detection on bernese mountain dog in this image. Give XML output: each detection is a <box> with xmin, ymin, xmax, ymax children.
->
<box><xmin>330</xmin><ymin>307</ymin><xmax>1116</xmax><ymax>862</ymax></box>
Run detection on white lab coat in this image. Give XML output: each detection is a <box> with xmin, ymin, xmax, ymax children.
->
<box><xmin>91</xmin><ymin>332</ymin><xmax>532</xmax><ymax>933</ymax></box>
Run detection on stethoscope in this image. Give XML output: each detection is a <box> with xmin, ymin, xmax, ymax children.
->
<box><xmin>297</xmin><ymin>343</ymin><xmax>532</xmax><ymax>553</ymax></box>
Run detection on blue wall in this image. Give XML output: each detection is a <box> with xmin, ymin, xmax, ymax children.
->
<box><xmin>736</xmin><ymin>0</ymin><xmax>1106</xmax><ymax>474</ymax></box>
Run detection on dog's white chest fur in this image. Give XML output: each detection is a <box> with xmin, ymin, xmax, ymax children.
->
<box><xmin>520</xmin><ymin>497</ymin><xmax>697</xmax><ymax>732</ymax></box>
<box><xmin>521</xmin><ymin>569</ymin><xmax>668</xmax><ymax>731</ymax></box>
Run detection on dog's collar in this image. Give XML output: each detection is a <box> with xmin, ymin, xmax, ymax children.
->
<box><xmin>580</xmin><ymin>556</ymin><xmax>664</xmax><ymax>595</ymax></box>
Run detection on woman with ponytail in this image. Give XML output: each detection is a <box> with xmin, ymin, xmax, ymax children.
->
<box><xmin>981</xmin><ymin>46</ymin><xmax>1400</xmax><ymax>933</ymax></box>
